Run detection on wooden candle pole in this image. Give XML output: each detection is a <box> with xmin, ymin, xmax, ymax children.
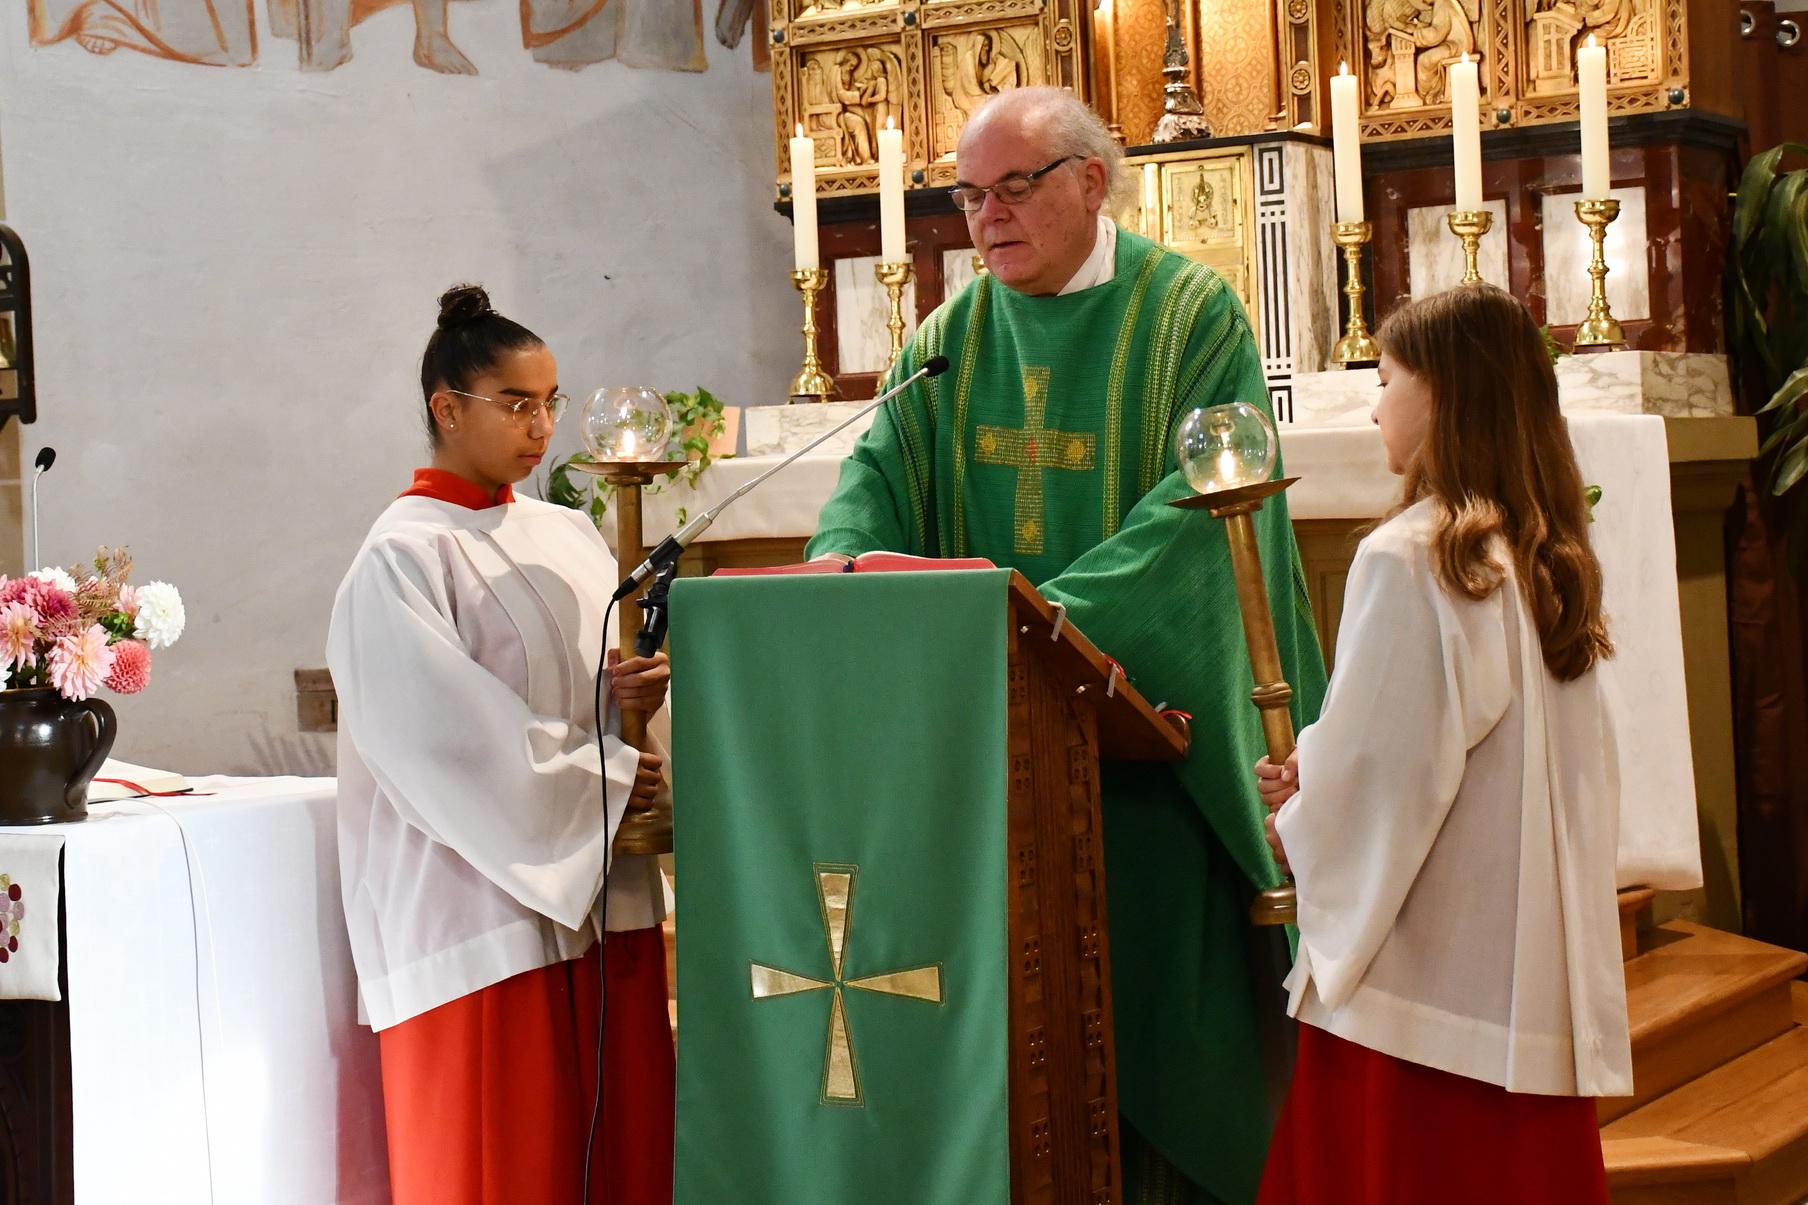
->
<box><xmin>1173</xmin><ymin>477</ymin><xmax>1299</xmax><ymax>926</ymax></box>
<box><xmin>585</xmin><ymin>460</ymin><xmax>685</xmax><ymax>857</ymax></box>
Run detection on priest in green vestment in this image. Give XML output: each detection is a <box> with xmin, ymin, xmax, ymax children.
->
<box><xmin>805</xmin><ymin>87</ymin><xmax>1328</xmax><ymax>1205</ymax></box>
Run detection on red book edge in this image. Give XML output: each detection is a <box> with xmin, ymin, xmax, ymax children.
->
<box><xmin>709</xmin><ymin>554</ymin><xmax>996</xmax><ymax>578</ymax></box>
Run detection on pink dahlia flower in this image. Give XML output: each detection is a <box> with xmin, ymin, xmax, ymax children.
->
<box><xmin>0</xmin><ymin>602</ymin><xmax>38</xmax><ymax>671</ymax></box>
<box><xmin>48</xmin><ymin>625</ymin><xmax>115</xmax><ymax>700</ymax></box>
<box><xmin>103</xmin><ymin>639</ymin><xmax>151</xmax><ymax>695</ymax></box>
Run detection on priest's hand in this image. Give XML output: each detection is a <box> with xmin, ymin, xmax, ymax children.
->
<box><xmin>607</xmin><ymin>649</ymin><xmax>671</xmax><ymax>713</ymax></box>
<box><xmin>629</xmin><ymin>750</ymin><xmax>664</xmax><ymax>810</ymax></box>
<box><xmin>1253</xmin><ymin>752</ymin><xmax>1299</xmax><ymax>810</ymax></box>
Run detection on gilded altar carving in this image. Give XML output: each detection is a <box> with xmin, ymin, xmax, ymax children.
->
<box><xmin>800</xmin><ymin>43</ymin><xmax>907</xmax><ymax>167</ymax></box>
<box><xmin>1339</xmin><ymin>0</ymin><xmax>1696</xmax><ymax>140</ymax></box>
<box><xmin>1127</xmin><ymin>147</ymin><xmax>1258</xmax><ymax>322</ymax></box>
<box><xmin>1364</xmin><ymin>0</ymin><xmax>1483</xmax><ymax>110</ymax></box>
<box><xmin>1525</xmin><ymin>0</ymin><xmax>1660</xmax><ymax>96</ymax></box>
<box><xmin>929</xmin><ymin>24</ymin><xmax>1045</xmax><ymax>159</ymax></box>
<box><xmin>771</xmin><ymin>0</ymin><xmax>1087</xmax><ymax>198</ymax></box>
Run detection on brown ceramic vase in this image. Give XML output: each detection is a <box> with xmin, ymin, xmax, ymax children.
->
<box><xmin>0</xmin><ymin>688</ymin><xmax>115</xmax><ymax>825</ymax></box>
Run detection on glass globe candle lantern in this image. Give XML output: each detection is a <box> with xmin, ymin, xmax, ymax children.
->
<box><xmin>1175</xmin><ymin>401</ymin><xmax>1277</xmax><ymax>498</ymax></box>
<box><xmin>581</xmin><ymin>385</ymin><xmax>674</xmax><ymax>463</ymax></box>
<box><xmin>570</xmin><ymin>385</ymin><xmax>686</xmax><ymax>860</ymax></box>
<box><xmin>1167</xmin><ymin>400</ymin><xmax>1299</xmax><ymax>928</ymax></box>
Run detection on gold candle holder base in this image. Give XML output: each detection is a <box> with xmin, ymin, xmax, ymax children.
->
<box><xmin>1331</xmin><ymin>220</ymin><xmax>1379</xmax><ymax>366</ymax></box>
<box><xmin>1171</xmin><ymin>476</ymin><xmax>1302</xmax><ymax>928</ymax></box>
<box><xmin>789</xmin><ymin>268</ymin><xmax>837</xmax><ymax>404</ymax></box>
<box><xmin>1447</xmin><ymin>209</ymin><xmax>1494</xmax><ymax>286</ymax></box>
<box><xmin>1573</xmin><ymin>198</ymin><xmax>1627</xmax><ymax>349</ymax></box>
<box><xmin>614</xmin><ymin>804</ymin><xmax>674</xmax><ymax>857</ymax></box>
<box><xmin>875</xmin><ymin>260</ymin><xmax>914</xmax><ymax>375</ymax></box>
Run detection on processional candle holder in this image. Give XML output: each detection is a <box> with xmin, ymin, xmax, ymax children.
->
<box><xmin>1167</xmin><ymin>402</ymin><xmax>1299</xmax><ymax>927</ymax></box>
<box><xmin>576</xmin><ymin>386</ymin><xmax>688</xmax><ymax>856</ymax></box>
<box><xmin>874</xmin><ymin>260</ymin><xmax>914</xmax><ymax>375</ymax></box>
<box><xmin>789</xmin><ymin>268</ymin><xmax>837</xmax><ymax>404</ymax></box>
<box><xmin>1446</xmin><ymin>208</ymin><xmax>1494</xmax><ymax>286</ymax></box>
<box><xmin>1572</xmin><ymin>198</ymin><xmax>1627</xmax><ymax>349</ymax></box>
<box><xmin>1330</xmin><ymin>220</ymin><xmax>1380</xmax><ymax>366</ymax></box>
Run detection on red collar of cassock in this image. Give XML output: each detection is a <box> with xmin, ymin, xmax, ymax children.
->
<box><xmin>401</xmin><ymin>467</ymin><xmax>515</xmax><ymax>511</ymax></box>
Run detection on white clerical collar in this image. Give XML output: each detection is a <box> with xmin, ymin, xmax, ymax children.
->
<box><xmin>1056</xmin><ymin>215</ymin><xmax>1118</xmax><ymax>295</ymax></box>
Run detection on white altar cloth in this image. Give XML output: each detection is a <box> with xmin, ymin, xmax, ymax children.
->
<box><xmin>0</xmin><ymin>776</ymin><xmax>389</xmax><ymax>1204</ymax></box>
<box><xmin>639</xmin><ymin>413</ymin><xmax>1701</xmax><ymax>891</ymax></box>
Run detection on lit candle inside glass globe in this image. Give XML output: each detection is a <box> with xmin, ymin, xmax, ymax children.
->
<box><xmin>1174</xmin><ymin>402</ymin><xmax>1278</xmax><ymax>496</ymax></box>
<box><xmin>582</xmin><ymin>385</ymin><xmax>674</xmax><ymax>462</ymax></box>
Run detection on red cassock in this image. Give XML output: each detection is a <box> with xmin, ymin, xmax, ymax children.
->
<box><xmin>1259</xmin><ymin>1024</ymin><xmax>1608</xmax><ymax>1205</ymax></box>
<box><xmin>378</xmin><ymin>468</ymin><xmax>676</xmax><ymax>1205</ymax></box>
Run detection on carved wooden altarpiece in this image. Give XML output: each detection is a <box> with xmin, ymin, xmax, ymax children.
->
<box><xmin>768</xmin><ymin>0</ymin><xmax>1093</xmax><ymax>200</ymax></box>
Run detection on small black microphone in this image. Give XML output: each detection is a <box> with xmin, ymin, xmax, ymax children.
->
<box><xmin>30</xmin><ymin>447</ymin><xmax>54</xmax><ymax>569</ymax></box>
<box><xmin>923</xmin><ymin>355</ymin><xmax>950</xmax><ymax>377</ymax></box>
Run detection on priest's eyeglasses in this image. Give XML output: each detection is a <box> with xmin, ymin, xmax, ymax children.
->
<box><xmin>948</xmin><ymin>156</ymin><xmax>1081</xmax><ymax>213</ymax></box>
<box><xmin>447</xmin><ymin>389</ymin><xmax>570</xmax><ymax>429</ymax></box>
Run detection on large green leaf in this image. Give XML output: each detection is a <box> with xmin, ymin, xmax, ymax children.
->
<box><xmin>1775</xmin><ymin>440</ymin><xmax>1808</xmax><ymax>496</ymax></box>
<box><xmin>1761</xmin><ymin>409</ymin><xmax>1808</xmax><ymax>455</ymax></box>
<box><xmin>1734</xmin><ymin>146</ymin><xmax>1785</xmax><ymax>253</ymax></box>
<box><xmin>1759</xmin><ymin>366</ymin><xmax>1808</xmax><ymax>415</ymax></box>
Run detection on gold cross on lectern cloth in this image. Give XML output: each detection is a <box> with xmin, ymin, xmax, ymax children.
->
<box><xmin>973</xmin><ymin>366</ymin><xmax>1097</xmax><ymax>557</ymax></box>
<box><xmin>749</xmin><ymin>863</ymin><xmax>944</xmax><ymax>1106</ymax></box>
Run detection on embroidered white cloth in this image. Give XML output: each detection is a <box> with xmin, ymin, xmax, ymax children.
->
<box><xmin>0</xmin><ymin>832</ymin><xmax>64</xmax><ymax>1001</ymax></box>
<box><xmin>1</xmin><ymin>776</ymin><xmax>388</xmax><ymax>1203</ymax></box>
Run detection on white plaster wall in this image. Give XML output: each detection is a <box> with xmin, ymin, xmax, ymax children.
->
<box><xmin>0</xmin><ymin>4</ymin><xmax>796</xmax><ymax>774</ymax></box>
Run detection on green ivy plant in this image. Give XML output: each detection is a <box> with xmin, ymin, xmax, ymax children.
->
<box><xmin>1729</xmin><ymin>142</ymin><xmax>1808</xmax><ymax>566</ymax></box>
<box><xmin>545</xmin><ymin>387</ymin><xmax>728</xmax><ymax>527</ymax></box>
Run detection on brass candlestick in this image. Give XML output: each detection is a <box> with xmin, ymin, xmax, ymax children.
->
<box><xmin>1171</xmin><ymin>476</ymin><xmax>1302</xmax><ymax>927</ymax></box>
<box><xmin>1151</xmin><ymin>0</ymin><xmax>1211</xmax><ymax>142</ymax></box>
<box><xmin>1331</xmin><ymin>221</ymin><xmax>1379</xmax><ymax>366</ymax></box>
<box><xmin>572</xmin><ymin>457</ymin><xmax>689</xmax><ymax>856</ymax></box>
<box><xmin>875</xmin><ymin>260</ymin><xmax>913</xmax><ymax>374</ymax></box>
<box><xmin>789</xmin><ymin>268</ymin><xmax>837</xmax><ymax>404</ymax></box>
<box><xmin>1573</xmin><ymin>198</ymin><xmax>1627</xmax><ymax>349</ymax></box>
<box><xmin>1447</xmin><ymin>209</ymin><xmax>1493</xmax><ymax>285</ymax></box>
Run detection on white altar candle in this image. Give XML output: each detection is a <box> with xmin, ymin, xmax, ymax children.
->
<box><xmin>790</xmin><ymin>123</ymin><xmax>819</xmax><ymax>272</ymax></box>
<box><xmin>1578</xmin><ymin>37</ymin><xmax>1610</xmax><ymax>199</ymax></box>
<box><xmin>1449</xmin><ymin>54</ymin><xmax>1483</xmax><ymax>212</ymax></box>
<box><xmin>878</xmin><ymin>118</ymin><xmax>906</xmax><ymax>264</ymax></box>
<box><xmin>1331</xmin><ymin>62</ymin><xmax>1364</xmax><ymax>224</ymax></box>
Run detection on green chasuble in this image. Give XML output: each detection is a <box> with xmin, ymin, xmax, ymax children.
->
<box><xmin>807</xmin><ymin>227</ymin><xmax>1328</xmax><ymax>1205</ymax></box>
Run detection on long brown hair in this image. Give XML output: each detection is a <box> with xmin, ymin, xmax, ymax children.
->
<box><xmin>1377</xmin><ymin>285</ymin><xmax>1611</xmax><ymax>681</ymax></box>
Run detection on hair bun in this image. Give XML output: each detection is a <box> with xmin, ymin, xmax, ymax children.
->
<box><xmin>437</xmin><ymin>284</ymin><xmax>494</xmax><ymax>330</ymax></box>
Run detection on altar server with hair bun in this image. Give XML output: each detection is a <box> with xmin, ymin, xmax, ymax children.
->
<box><xmin>328</xmin><ymin>283</ymin><xmax>675</xmax><ymax>1205</ymax></box>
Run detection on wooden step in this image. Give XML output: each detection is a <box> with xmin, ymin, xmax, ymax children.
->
<box><xmin>1605</xmin><ymin>1022</ymin><xmax>1808</xmax><ymax>1205</ymax></box>
<box><xmin>1621</xmin><ymin>887</ymin><xmax>1658</xmax><ymax>961</ymax></box>
<box><xmin>1602</xmin><ymin>923</ymin><xmax>1808</xmax><ymax>1124</ymax></box>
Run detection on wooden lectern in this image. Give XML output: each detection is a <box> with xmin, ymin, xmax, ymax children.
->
<box><xmin>995</xmin><ymin>572</ymin><xmax>1189</xmax><ymax>1202</ymax></box>
<box><xmin>669</xmin><ymin>568</ymin><xmax>1187</xmax><ymax>1205</ymax></box>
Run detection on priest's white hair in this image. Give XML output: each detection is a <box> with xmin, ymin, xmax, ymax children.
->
<box><xmin>960</xmin><ymin>86</ymin><xmax>1136</xmax><ymax>218</ymax></box>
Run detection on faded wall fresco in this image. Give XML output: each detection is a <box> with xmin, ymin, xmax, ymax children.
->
<box><xmin>27</xmin><ymin>0</ymin><xmax>728</xmax><ymax>72</ymax></box>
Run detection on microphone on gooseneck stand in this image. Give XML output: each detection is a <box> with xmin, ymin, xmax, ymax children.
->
<box><xmin>30</xmin><ymin>447</ymin><xmax>55</xmax><ymax>569</ymax></box>
<box><xmin>610</xmin><ymin>353</ymin><xmax>952</xmax><ymax>602</ymax></box>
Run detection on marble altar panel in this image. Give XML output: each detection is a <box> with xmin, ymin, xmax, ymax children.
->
<box><xmin>1253</xmin><ymin>140</ymin><xmax>1340</xmax><ymax>420</ymax></box>
<box><xmin>743</xmin><ymin>400</ymin><xmax>878</xmax><ymax>458</ymax></box>
<box><xmin>942</xmin><ymin>248</ymin><xmax>981</xmax><ymax>299</ymax></box>
<box><xmin>835</xmin><ymin>254</ymin><xmax>918</xmax><ymax>377</ymax></box>
<box><xmin>1289</xmin><ymin>351</ymin><xmax>1734</xmax><ymax>428</ymax></box>
<box><xmin>1407</xmin><ymin>199</ymin><xmax>1510</xmax><ymax>296</ymax></box>
<box><xmin>1542</xmin><ymin>187</ymin><xmax>1650</xmax><ymax>327</ymax></box>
